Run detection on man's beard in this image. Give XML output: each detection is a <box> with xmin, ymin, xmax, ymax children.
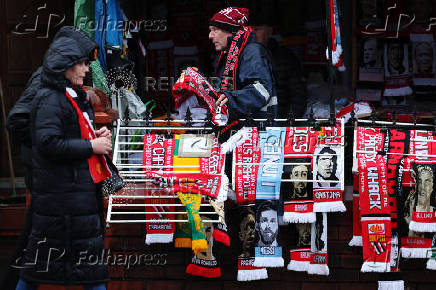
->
<box><xmin>260</xmin><ymin>228</ymin><xmax>278</xmax><ymax>245</ymax></box>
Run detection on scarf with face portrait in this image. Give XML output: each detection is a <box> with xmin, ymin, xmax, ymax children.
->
<box><xmin>383</xmin><ymin>41</ymin><xmax>413</xmax><ymax>97</ymax></box>
<box><xmin>253</xmin><ymin>200</ymin><xmax>284</xmax><ymax>267</ymax></box>
<box><xmin>411</xmin><ymin>33</ymin><xmax>436</xmax><ymax>86</ymax></box>
<box><xmin>237</xmin><ymin>205</ymin><xmax>268</xmax><ymax>281</ymax></box>
<box><xmin>186</xmin><ymin>216</ymin><xmax>221</xmax><ymax>278</ymax></box>
<box><xmin>282</xmin><ymin>157</ymin><xmax>315</xmax><ymax>224</ymax></box>
<box><xmin>287</xmin><ymin>223</ymin><xmax>312</xmax><ymax>272</ymax></box>
<box><xmin>307</xmin><ymin>212</ymin><xmax>329</xmax><ymax>275</ymax></box>
<box><xmin>312</xmin><ymin>122</ymin><xmax>345</xmax><ymax>213</ymax></box>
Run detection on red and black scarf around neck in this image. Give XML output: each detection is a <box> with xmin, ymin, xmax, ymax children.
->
<box><xmin>65</xmin><ymin>88</ymin><xmax>111</xmax><ymax>183</ymax></box>
<box><xmin>218</xmin><ymin>26</ymin><xmax>252</xmax><ymax>92</ymax></box>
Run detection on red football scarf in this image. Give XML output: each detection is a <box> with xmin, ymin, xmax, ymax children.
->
<box><xmin>172</xmin><ymin>67</ymin><xmax>228</xmax><ymax>126</ymax></box>
<box><xmin>358</xmin><ymin>153</ymin><xmax>391</xmax><ymax>272</ymax></box>
<box><xmin>283</xmin><ymin>127</ymin><xmax>317</xmax><ymax>222</ymax></box>
<box><xmin>65</xmin><ymin>89</ymin><xmax>111</xmax><ymax>183</ymax></box>
<box><xmin>218</xmin><ymin>26</ymin><xmax>252</xmax><ymax>92</ymax></box>
<box><xmin>142</xmin><ymin>134</ymin><xmax>175</xmax><ymax>244</ymax></box>
<box><xmin>233</xmin><ymin>127</ymin><xmax>261</xmax><ymax>205</ymax></box>
<box><xmin>326</xmin><ymin>0</ymin><xmax>345</xmax><ymax>71</ymax></box>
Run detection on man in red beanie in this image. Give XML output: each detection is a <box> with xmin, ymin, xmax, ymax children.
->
<box><xmin>209</xmin><ymin>7</ymin><xmax>277</xmax><ymax>121</ymax></box>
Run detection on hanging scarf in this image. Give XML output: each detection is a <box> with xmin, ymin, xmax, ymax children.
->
<box><xmin>256</xmin><ymin>128</ymin><xmax>286</xmax><ymax>200</ymax></box>
<box><xmin>358</xmin><ymin>152</ymin><xmax>392</xmax><ymax>272</ymax></box>
<box><xmin>65</xmin><ymin>88</ymin><xmax>111</xmax><ymax>183</ymax></box>
<box><xmin>233</xmin><ymin>127</ymin><xmax>261</xmax><ymax>205</ymax></box>
<box><xmin>283</xmin><ymin>127</ymin><xmax>318</xmax><ymax>222</ymax></box>
<box><xmin>427</xmin><ymin>237</ymin><xmax>436</xmax><ymax>270</ymax></box>
<box><xmin>410</xmin><ymin>33</ymin><xmax>436</xmax><ymax>86</ymax></box>
<box><xmin>142</xmin><ymin>134</ymin><xmax>175</xmax><ymax>244</ymax></box>
<box><xmin>253</xmin><ymin>200</ymin><xmax>284</xmax><ymax>268</ymax></box>
<box><xmin>349</xmin><ymin>174</ymin><xmax>363</xmax><ymax>246</ymax></box>
<box><xmin>384</xmin><ymin>129</ymin><xmax>409</xmax><ymax>271</ymax></box>
<box><xmin>407</xmin><ymin>130</ymin><xmax>436</xmax><ymax>232</ymax></box>
<box><xmin>237</xmin><ymin>205</ymin><xmax>268</xmax><ymax>281</ymax></box>
<box><xmin>287</xmin><ymin>223</ymin><xmax>312</xmax><ymax>272</ymax></box>
<box><xmin>282</xmin><ymin>157</ymin><xmax>315</xmax><ymax>223</ymax></box>
<box><xmin>172</xmin><ymin>67</ymin><xmax>228</xmax><ymax>126</ymax></box>
<box><xmin>312</xmin><ymin>123</ymin><xmax>346</xmax><ymax>212</ymax></box>
<box><xmin>383</xmin><ymin>42</ymin><xmax>413</xmax><ymax>97</ymax></box>
<box><xmin>186</xmin><ymin>216</ymin><xmax>221</xmax><ymax>278</ymax></box>
<box><xmin>307</xmin><ymin>212</ymin><xmax>329</xmax><ymax>275</ymax></box>
<box><xmin>325</xmin><ymin>0</ymin><xmax>345</xmax><ymax>71</ymax></box>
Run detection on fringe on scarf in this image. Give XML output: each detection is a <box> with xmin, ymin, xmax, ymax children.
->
<box><xmin>400</xmin><ymin>247</ymin><xmax>432</xmax><ymax>258</ymax></box>
<box><xmin>192</xmin><ymin>239</ymin><xmax>208</xmax><ymax>255</ymax></box>
<box><xmin>237</xmin><ymin>268</ymin><xmax>268</xmax><ymax>281</ymax></box>
<box><xmin>378</xmin><ymin>280</ymin><xmax>404</xmax><ymax>290</ymax></box>
<box><xmin>283</xmin><ymin>212</ymin><xmax>316</xmax><ymax>224</ymax></box>
<box><xmin>427</xmin><ymin>258</ymin><xmax>436</xmax><ymax>270</ymax></box>
<box><xmin>361</xmin><ymin>262</ymin><xmax>390</xmax><ymax>272</ymax></box>
<box><xmin>348</xmin><ymin>236</ymin><xmax>363</xmax><ymax>247</ymax></box>
<box><xmin>287</xmin><ymin>260</ymin><xmax>309</xmax><ymax>272</ymax></box>
<box><xmin>253</xmin><ymin>256</ymin><xmax>284</xmax><ymax>268</ymax></box>
<box><xmin>307</xmin><ymin>263</ymin><xmax>329</xmax><ymax>276</ymax></box>
<box><xmin>313</xmin><ymin>201</ymin><xmax>346</xmax><ymax>213</ymax></box>
<box><xmin>409</xmin><ymin>221</ymin><xmax>436</xmax><ymax>233</ymax></box>
<box><xmin>383</xmin><ymin>86</ymin><xmax>413</xmax><ymax>97</ymax></box>
<box><xmin>145</xmin><ymin>233</ymin><xmax>174</xmax><ymax>245</ymax></box>
<box><xmin>174</xmin><ymin>238</ymin><xmax>192</xmax><ymax>248</ymax></box>
<box><xmin>221</xmin><ymin>127</ymin><xmax>251</xmax><ymax>154</ymax></box>
<box><xmin>186</xmin><ymin>263</ymin><xmax>221</xmax><ymax>278</ymax></box>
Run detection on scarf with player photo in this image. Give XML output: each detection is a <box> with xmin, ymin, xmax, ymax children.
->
<box><xmin>186</xmin><ymin>216</ymin><xmax>221</xmax><ymax>278</ymax></box>
<box><xmin>256</xmin><ymin>128</ymin><xmax>286</xmax><ymax>201</ymax></box>
<box><xmin>282</xmin><ymin>157</ymin><xmax>315</xmax><ymax>223</ymax></box>
<box><xmin>349</xmin><ymin>174</ymin><xmax>363</xmax><ymax>247</ymax></box>
<box><xmin>410</xmin><ymin>33</ymin><xmax>436</xmax><ymax>86</ymax></box>
<box><xmin>237</xmin><ymin>205</ymin><xmax>268</xmax><ymax>281</ymax></box>
<box><xmin>312</xmin><ymin>144</ymin><xmax>345</xmax><ymax>212</ymax></box>
<box><xmin>233</xmin><ymin>127</ymin><xmax>261</xmax><ymax>205</ymax></box>
<box><xmin>142</xmin><ymin>134</ymin><xmax>175</xmax><ymax>244</ymax></box>
<box><xmin>308</xmin><ymin>213</ymin><xmax>329</xmax><ymax>275</ymax></box>
<box><xmin>383</xmin><ymin>42</ymin><xmax>413</xmax><ymax>97</ymax></box>
<box><xmin>313</xmin><ymin>123</ymin><xmax>345</xmax><ymax>212</ymax></box>
<box><xmin>253</xmin><ymin>200</ymin><xmax>284</xmax><ymax>267</ymax></box>
<box><xmin>408</xmin><ymin>162</ymin><xmax>436</xmax><ymax>232</ymax></box>
<box><xmin>283</xmin><ymin>127</ymin><xmax>318</xmax><ymax>222</ymax></box>
<box><xmin>172</xmin><ymin>67</ymin><xmax>228</xmax><ymax>126</ymax></box>
<box><xmin>287</xmin><ymin>223</ymin><xmax>312</xmax><ymax>272</ymax></box>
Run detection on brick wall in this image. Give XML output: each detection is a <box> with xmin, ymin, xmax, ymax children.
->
<box><xmin>2</xmin><ymin>200</ymin><xmax>436</xmax><ymax>290</ymax></box>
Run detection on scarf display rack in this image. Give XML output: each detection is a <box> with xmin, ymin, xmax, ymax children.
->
<box><xmin>106</xmin><ymin>112</ymin><xmax>346</xmax><ymax>226</ymax></box>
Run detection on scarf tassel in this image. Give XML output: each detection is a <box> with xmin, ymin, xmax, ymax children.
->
<box><xmin>409</xmin><ymin>221</ymin><xmax>436</xmax><ymax>233</ymax></box>
<box><xmin>378</xmin><ymin>280</ymin><xmax>404</xmax><ymax>290</ymax></box>
<box><xmin>237</xmin><ymin>268</ymin><xmax>268</xmax><ymax>281</ymax></box>
<box><xmin>253</xmin><ymin>256</ymin><xmax>284</xmax><ymax>268</ymax></box>
<box><xmin>307</xmin><ymin>263</ymin><xmax>330</xmax><ymax>276</ymax></box>
<box><xmin>145</xmin><ymin>233</ymin><xmax>174</xmax><ymax>245</ymax></box>
<box><xmin>348</xmin><ymin>236</ymin><xmax>362</xmax><ymax>247</ymax></box>
<box><xmin>192</xmin><ymin>239</ymin><xmax>208</xmax><ymax>255</ymax></box>
<box><xmin>283</xmin><ymin>212</ymin><xmax>316</xmax><ymax>223</ymax></box>
<box><xmin>174</xmin><ymin>238</ymin><xmax>192</xmax><ymax>248</ymax></box>
<box><xmin>287</xmin><ymin>260</ymin><xmax>310</xmax><ymax>272</ymax></box>
<box><xmin>400</xmin><ymin>247</ymin><xmax>432</xmax><ymax>258</ymax></box>
<box><xmin>314</xmin><ymin>201</ymin><xmax>346</xmax><ymax>213</ymax></box>
<box><xmin>361</xmin><ymin>262</ymin><xmax>390</xmax><ymax>272</ymax></box>
<box><xmin>427</xmin><ymin>258</ymin><xmax>436</xmax><ymax>270</ymax></box>
<box><xmin>186</xmin><ymin>263</ymin><xmax>221</xmax><ymax>278</ymax></box>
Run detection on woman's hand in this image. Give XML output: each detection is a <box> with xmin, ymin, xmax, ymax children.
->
<box><xmin>216</xmin><ymin>94</ymin><xmax>228</xmax><ymax>107</ymax></box>
<box><xmin>91</xmin><ymin>137</ymin><xmax>112</xmax><ymax>155</ymax></box>
<box><xmin>96</xmin><ymin>126</ymin><xmax>112</xmax><ymax>141</ymax></box>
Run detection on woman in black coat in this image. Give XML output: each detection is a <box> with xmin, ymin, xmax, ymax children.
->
<box><xmin>16</xmin><ymin>26</ymin><xmax>112</xmax><ymax>290</ymax></box>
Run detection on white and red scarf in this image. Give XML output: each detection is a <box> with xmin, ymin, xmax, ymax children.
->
<box><xmin>142</xmin><ymin>134</ymin><xmax>175</xmax><ymax>244</ymax></box>
<box><xmin>233</xmin><ymin>127</ymin><xmax>261</xmax><ymax>205</ymax></box>
<box><xmin>287</xmin><ymin>223</ymin><xmax>312</xmax><ymax>272</ymax></box>
<box><xmin>65</xmin><ymin>88</ymin><xmax>111</xmax><ymax>183</ymax></box>
<box><xmin>172</xmin><ymin>67</ymin><xmax>228</xmax><ymax>126</ymax></box>
<box><xmin>326</xmin><ymin>0</ymin><xmax>345</xmax><ymax>71</ymax></box>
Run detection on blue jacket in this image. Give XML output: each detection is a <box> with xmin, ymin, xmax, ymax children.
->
<box><xmin>215</xmin><ymin>33</ymin><xmax>278</xmax><ymax>120</ymax></box>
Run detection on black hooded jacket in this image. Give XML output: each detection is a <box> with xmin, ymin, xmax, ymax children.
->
<box><xmin>19</xmin><ymin>27</ymin><xmax>109</xmax><ymax>285</ymax></box>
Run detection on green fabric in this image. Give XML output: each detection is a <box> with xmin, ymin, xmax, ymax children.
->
<box><xmin>177</xmin><ymin>192</ymin><xmax>205</xmax><ymax>243</ymax></box>
<box><xmin>74</xmin><ymin>0</ymin><xmax>110</xmax><ymax>96</ymax></box>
